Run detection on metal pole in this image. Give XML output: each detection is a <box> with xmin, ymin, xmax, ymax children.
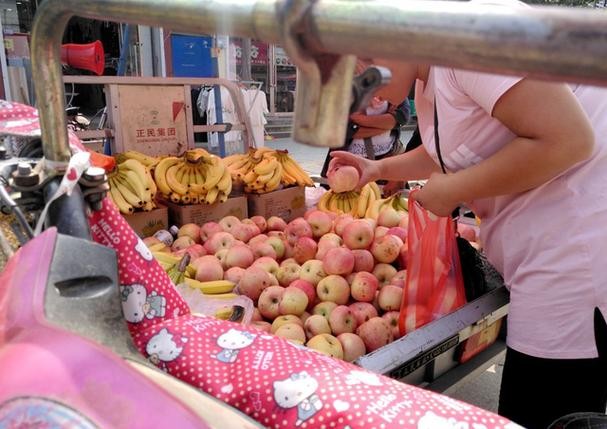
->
<box><xmin>32</xmin><ymin>0</ymin><xmax>607</xmax><ymax>160</ymax></box>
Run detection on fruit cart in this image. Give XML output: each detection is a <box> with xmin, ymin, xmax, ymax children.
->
<box><xmin>2</xmin><ymin>0</ymin><xmax>606</xmax><ymax>423</ymax></box>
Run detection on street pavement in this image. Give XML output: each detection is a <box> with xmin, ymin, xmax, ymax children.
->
<box><xmin>265</xmin><ymin>136</ymin><xmax>505</xmax><ymax>414</ymax></box>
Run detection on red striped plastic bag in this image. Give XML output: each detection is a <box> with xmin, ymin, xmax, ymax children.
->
<box><xmin>399</xmin><ymin>192</ymin><xmax>467</xmax><ymax>336</ymax></box>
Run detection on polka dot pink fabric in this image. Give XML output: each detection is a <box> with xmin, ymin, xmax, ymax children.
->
<box><xmin>0</xmin><ymin>100</ymin><xmax>520</xmax><ymax>429</ymax></box>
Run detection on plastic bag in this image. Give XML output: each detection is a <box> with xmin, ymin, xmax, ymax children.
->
<box><xmin>399</xmin><ymin>194</ymin><xmax>467</xmax><ymax>336</ymax></box>
<box><xmin>175</xmin><ymin>283</ymin><xmax>255</xmax><ymax>325</ymax></box>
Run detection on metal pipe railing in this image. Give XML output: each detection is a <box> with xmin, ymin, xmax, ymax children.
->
<box><xmin>32</xmin><ymin>0</ymin><xmax>607</xmax><ymax>162</ymax></box>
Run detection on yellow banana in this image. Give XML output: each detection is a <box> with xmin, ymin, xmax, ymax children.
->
<box><xmin>121</xmin><ymin>169</ymin><xmax>149</xmax><ymax>202</ymax></box>
<box><xmin>166</xmin><ymin>164</ymin><xmax>188</xmax><ymax>195</ymax></box>
<box><xmin>205</xmin><ymin>187</ymin><xmax>219</xmax><ymax>204</ymax></box>
<box><xmin>202</xmin><ymin>159</ymin><xmax>224</xmax><ymax>191</ymax></box>
<box><xmin>154</xmin><ymin>157</ymin><xmax>181</xmax><ymax>196</ymax></box>
<box><xmin>253</xmin><ymin>157</ymin><xmax>278</xmax><ymax>175</ymax></box>
<box><xmin>357</xmin><ymin>186</ymin><xmax>370</xmax><ymax>218</ymax></box>
<box><xmin>109</xmin><ymin>177</ymin><xmax>134</xmax><ymax>214</ymax></box>
<box><xmin>216</xmin><ymin>167</ymin><xmax>233</xmax><ymax>195</ymax></box>
<box><xmin>113</xmin><ymin>175</ymin><xmax>143</xmax><ymax>208</ymax></box>
<box><xmin>264</xmin><ymin>163</ymin><xmax>283</xmax><ymax>192</ymax></box>
<box><xmin>144</xmin><ymin>167</ymin><xmax>157</xmax><ymax>199</ymax></box>
<box><xmin>183</xmin><ymin>278</ymin><xmax>235</xmax><ymax>294</ymax></box>
<box><xmin>369</xmin><ymin>182</ymin><xmax>382</xmax><ymax>199</ymax></box>
<box><xmin>218</xmin><ymin>192</ymin><xmax>229</xmax><ymax>203</ymax></box>
<box><xmin>317</xmin><ymin>191</ymin><xmax>331</xmax><ymax>212</ymax></box>
<box><xmin>243</xmin><ymin>170</ymin><xmax>258</xmax><ymax>185</ymax></box>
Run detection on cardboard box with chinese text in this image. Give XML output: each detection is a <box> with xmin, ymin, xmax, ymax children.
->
<box><xmin>124</xmin><ymin>204</ymin><xmax>169</xmax><ymax>238</ymax></box>
<box><xmin>247</xmin><ymin>186</ymin><xmax>306</xmax><ymax>223</ymax></box>
<box><xmin>165</xmin><ymin>196</ymin><xmax>248</xmax><ymax>226</ymax></box>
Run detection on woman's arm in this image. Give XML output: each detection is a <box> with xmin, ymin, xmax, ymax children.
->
<box><xmin>414</xmin><ymin>79</ymin><xmax>595</xmax><ymax>216</ymax></box>
<box><xmin>350</xmin><ymin>112</ymin><xmax>396</xmax><ymax>131</ymax></box>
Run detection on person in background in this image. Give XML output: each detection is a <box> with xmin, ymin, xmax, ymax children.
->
<box><xmin>329</xmin><ymin>9</ymin><xmax>607</xmax><ymax>427</ymax></box>
<box><xmin>321</xmin><ymin>59</ymin><xmax>411</xmax><ymax>195</ymax></box>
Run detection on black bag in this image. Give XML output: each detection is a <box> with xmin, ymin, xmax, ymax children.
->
<box><xmin>433</xmin><ymin>102</ymin><xmax>488</xmax><ymax>302</ymax></box>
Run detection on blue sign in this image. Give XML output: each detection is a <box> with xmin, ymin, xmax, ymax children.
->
<box><xmin>170</xmin><ymin>34</ymin><xmax>216</xmax><ymax>77</ymax></box>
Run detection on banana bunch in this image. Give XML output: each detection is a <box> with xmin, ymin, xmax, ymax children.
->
<box><xmin>317</xmin><ymin>182</ymin><xmax>382</xmax><ymax>217</ymax></box>
<box><xmin>154</xmin><ymin>149</ymin><xmax>232</xmax><ymax>205</ymax></box>
<box><xmin>115</xmin><ymin>150</ymin><xmax>160</xmax><ymax>170</ymax></box>
<box><xmin>365</xmin><ymin>192</ymin><xmax>409</xmax><ymax>219</ymax></box>
<box><xmin>223</xmin><ymin>148</ymin><xmax>314</xmax><ymax>193</ymax></box>
<box><xmin>108</xmin><ymin>159</ymin><xmax>157</xmax><ymax>214</ymax></box>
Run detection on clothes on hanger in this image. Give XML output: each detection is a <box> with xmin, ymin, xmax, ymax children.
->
<box><xmin>206</xmin><ymin>85</ymin><xmax>243</xmax><ymax>150</ymax></box>
<box><xmin>241</xmin><ymin>86</ymin><xmax>268</xmax><ymax>148</ymax></box>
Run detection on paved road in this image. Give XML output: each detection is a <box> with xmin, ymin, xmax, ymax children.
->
<box><xmin>265</xmin><ymin>136</ymin><xmax>505</xmax><ymax>413</ymax></box>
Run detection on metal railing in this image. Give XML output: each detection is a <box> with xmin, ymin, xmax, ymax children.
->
<box><xmin>31</xmin><ymin>0</ymin><xmax>607</xmax><ymax>166</ymax></box>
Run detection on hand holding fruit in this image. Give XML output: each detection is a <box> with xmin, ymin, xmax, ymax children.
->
<box><xmin>329</xmin><ymin>151</ymin><xmax>380</xmax><ymax>189</ymax></box>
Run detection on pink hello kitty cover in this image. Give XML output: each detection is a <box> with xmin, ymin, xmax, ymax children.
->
<box><xmin>0</xmin><ymin>100</ymin><xmax>521</xmax><ymax>429</ymax></box>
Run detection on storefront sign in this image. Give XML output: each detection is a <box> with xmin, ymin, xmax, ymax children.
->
<box><xmin>233</xmin><ymin>40</ymin><xmax>268</xmax><ymax>66</ymax></box>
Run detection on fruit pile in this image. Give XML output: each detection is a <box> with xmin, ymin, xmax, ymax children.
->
<box><xmin>223</xmin><ymin>148</ymin><xmax>314</xmax><ymax>193</ymax></box>
<box><xmin>108</xmin><ymin>159</ymin><xmax>158</xmax><ymax>214</ymax></box>
<box><xmin>144</xmin><ymin>206</ymin><xmax>413</xmax><ymax>362</ymax></box>
<box><xmin>154</xmin><ymin>149</ymin><xmax>232</xmax><ymax>205</ymax></box>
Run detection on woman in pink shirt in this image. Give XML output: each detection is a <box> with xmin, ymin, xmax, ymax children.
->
<box><xmin>332</xmin><ymin>57</ymin><xmax>607</xmax><ymax>428</ymax></box>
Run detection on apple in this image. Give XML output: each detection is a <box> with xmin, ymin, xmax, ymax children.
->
<box><xmin>337</xmin><ymin>333</ymin><xmax>367</xmax><ymax>362</ymax></box>
<box><xmin>345</xmin><ymin>272</ymin><xmax>357</xmax><ymax>285</ymax></box>
<box><xmin>306</xmin><ymin>333</ymin><xmax>344</xmax><ymax>359</ymax></box>
<box><xmin>232</xmin><ymin>223</ymin><xmax>259</xmax><ymax>242</ymax></box>
<box><xmin>257</xmin><ymin>285</ymin><xmax>286</xmax><ymax>320</ymax></box>
<box><xmin>329</xmin><ymin>305</ymin><xmax>358</xmax><ymax>336</ymax></box>
<box><xmin>293</xmin><ymin>236</ymin><xmax>318</xmax><ymax>264</ymax></box>
<box><xmin>267</xmin><ymin>230</ymin><xmax>286</xmax><ymax>240</ymax></box>
<box><xmin>289</xmin><ymin>279</ymin><xmax>316</xmax><ymax>307</ymax></box>
<box><xmin>312</xmin><ymin>301</ymin><xmax>338</xmax><ymax>321</ymax></box>
<box><xmin>252</xmin><ymin>256</ymin><xmax>280</xmax><ymax>276</ymax></box>
<box><xmin>237</xmin><ymin>266</ymin><xmax>274</xmax><ymax>301</ymax></box>
<box><xmin>279</xmin><ymin>286</ymin><xmax>309</xmax><ymax>316</ymax></box>
<box><xmin>178</xmin><ymin>223</ymin><xmax>201</xmax><ymax>244</ymax></box>
<box><xmin>374</xmin><ymin>226</ymin><xmax>389</xmax><ymax>239</ymax></box>
<box><xmin>351</xmin><ymin>249</ymin><xmax>374</xmax><ymax>273</ymax></box>
<box><xmin>283</xmin><ymin>243</ymin><xmax>295</xmax><ymax>259</ymax></box>
<box><xmin>215</xmin><ymin>248</ymin><xmax>230</xmax><ymax>270</ymax></box>
<box><xmin>204</xmin><ymin>231</ymin><xmax>235</xmax><ymax>254</ymax></box>
<box><xmin>275</xmin><ymin>323</ymin><xmax>307</xmax><ymax>344</ymax></box>
<box><xmin>458</xmin><ymin>223</ymin><xmax>477</xmax><ymax>242</ymax></box>
<box><xmin>327</xmin><ymin>165</ymin><xmax>359</xmax><ymax>193</ymax></box>
<box><xmin>371</xmin><ymin>234</ymin><xmax>404</xmax><ymax>264</ymax></box>
<box><xmin>250</xmin><ymin>215</ymin><xmax>268</xmax><ymax>233</ymax></box>
<box><xmin>276</xmin><ymin>263</ymin><xmax>301</xmax><ymax>287</ymax></box>
<box><xmin>356</xmin><ymin>317</ymin><xmax>393</xmax><ymax>352</ymax></box>
<box><xmin>250</xmin><ymin>321</ymin><xmax>272</xmax><ymax>333</ymax></box>
<box><xmin>382</xmin><ymin>311</ymin><xmax>403</xmax><ymax>340</ymax></box>
<box><xmin>248</xmin><ymin>233</ymin><xmax>269</xmax><ymax>247</ymax></box>
<box><xmin>350</xmin><ymin>271</ymin><xmax>379</xmax><ymax>302</ymax></box>
<box><xmin>172</xmin><ymin>236</ymin><xmax>195</xmax><ymax>252</ymax></box>
<box><xmin>390</xmin><ymin>270</ymin><xmax>407</xmax><ymax>288</ymax></box>
<box><xmin>362</xmin><ymin>218</ymin><xmax>377</xmax><ymax>230</ymax></box>
<box><xmin>272</xmin><ymin>314</ymin><xmax>304</xmax><ymax>333</ymax></box>
<box><xmin>342</xmin><ymin>220</ymin><xmax>375</xmax><ymax>250</ymax></box>
<box><xmin>223</xmin><ymin>265</ymin><xmax>245</xmax><ymax>284</ymax></box>
<box><xmin>399</xmin><ymin>213</ymin><xmax>409</xmax><ymax>229</ymax></box>
<box><xmin>316</xmin><ymin>275</ymin><xmax>350</xmax><ymax>305</ymax></box>
<box><xmin>224</xmin><ymin>245</ymin><xmax>255</xmax><ymax>269</ymax></box>
<box><xmin>372</xmin><ymin>291</ymin><xmax>382</xmax><ymax>313</ymax></box>
<box><xmin>349</xmin><ymin>302</ymin><xmax>379</xmax><ymax>326</ymax></box>
<box><xmin>285</xmin><ymin>218</ymin><xmax>313</xmax><ymax>245</ymax></box>
<box><xmin>334</xmin><ymin>214</ymin><xmax>354</xmax><ymax>236</ymax></box>
<box><xmin>387</xmin><ymin>226</ymin><xmax>407</xmax><ymax>242</ymax></box>
<box><xmin>401</xmin><ymin>304</ymin><xmax>431</xmax><ymax>334</ymax></box>
<box><xmin>173</xmin><ymin>244</ymin><xmax>206</xmax><ymax>260</ymax></box>
<box><xmin>377</xmin><ymin>206</ymin><xmax>404</xmax><ymax>228</ymax></box>
<box><xmin>251</xmin><ymin>241</ymin><xmax>278</xmax><ymax>260</ymax></box>
<box><xmin>251</xmin><ymin>307</ymin><xmax>263</xmax><ymax>322</ymax></box>
<box><xmin>378</xmin><ymin>285</ymin><xmax>403</xmax><ymax>311</ymax></box>
<box><xmin>306</xmin><ymin>210</ymin><xmax>333</xmax><ymax>238</ymax></box>
<box><xmin>267</xmin><ymin>216</ymin><xmax>288</xmax><ymax>232</ymax></box>
<box><xmin>219</xmin><ymin>215</ymin><xmax>241</xmax><ymax>234</ymax></box>
<box><xmin>192</xmin><ymin>255</ymin><xmax>224</xmax><ymax>282</ymax></box>
<box><xmin>143</xmin><ymin>236</ymin><xmax>162</xmax><ymax>247</ymax></box>
<box><xmin>304</xmin><ymin>314</ymin><xmax>332</xmax><ymax>339</ymax></box>
<box><xmin>299</xmin><ymin>260</ymin><xmax>327</xmax><ymax>286</ymax></box>
<box><xmin>266</xmin><ymin>236</ymin><xmax>286</xmax><ymax>259</ymax></box>
<box><xmin>373</xmin><ymin>263</ymin><xmax>398</xmax><ymax>288</ymax></box>
<box><xmin>398</xmin><ymin>245</ymin><xmax>408</xmax><ymax>271</ymax></box>
<box><xmin>281</xmin><ymin>258</ymin><xmax>297</xmax><ymax>267</ymax></box>
<box><xmin>300</xmin><ymin>311</ymin><xmax>311</xmax><ymax>324</ymax></box>
<box><xmin>200</xmin><ymin>222</ymin><xmax>223</xmax><ymax>242</ymax></box>
<box><xmin>318</xmin><ymin>233</ymin><xmax>342</xmax><ymax>247</ymax></box>
<box><xmin>322</xmin><ymin>247</ymin><xmax>355</xmax><ymax>276</ymax></box>
<box><xmin>315</xmin><ymin>240</ymin><xmax>340</xmax><ymax>260</ymax></box>
<box><xmin>241</xmin><ymin>218</ymin><xmax>256</xmax><ymax>226</ymax></box>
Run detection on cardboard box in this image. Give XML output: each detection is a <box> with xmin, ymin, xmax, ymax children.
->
<box><xmin>165</xmin><ymin>196</ymin><xmax>248</xmax><ymax>226</ymax></box>
<box><xmin>247</xmin><ymin>186</ymin><xmax>306</xmax><ymax>223</ymax></box>
<box><xmin>124</xmin><ymin>205</ymin><xmax>169</xmax><ymax>238</ymax></box>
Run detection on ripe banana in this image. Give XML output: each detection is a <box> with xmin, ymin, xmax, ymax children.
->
<box><xmin>154</xmin><ymin>157</ymin><xmax>181</xmax><ymax>196</ymax></box>
<box><xmin>109</xmin><ymin>178</ymin><xmax>134</xmax><ymax>214</ymax></box>
<box><xmin>183</xmin><ymin>278</ymin><xmax>236</xmax><ymax>294</ymax></box>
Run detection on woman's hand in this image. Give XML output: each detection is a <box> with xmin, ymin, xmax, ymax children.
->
<box><xmin>411</xmin><ymin>173</ymin><xmax>461</xmax><ymax>217</ymax></box>
<box><xmin>329</xmin><ymin>151</ymin><xmax>382</xmax><ymax>188</ymax></box>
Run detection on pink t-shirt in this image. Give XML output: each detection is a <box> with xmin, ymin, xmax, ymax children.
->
<box><xmin>415</xmin><ymin>67</ymin><xmax>607</xmax><ymax>359</ymax></box>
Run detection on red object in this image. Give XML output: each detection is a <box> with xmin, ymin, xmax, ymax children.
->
<box><xmin>61</xmin><ymin>41</ymin><xmax>105</xmax><ymax>76</ymax></box>
<box><xmin>399</xmin><ymin>192</ymin><xmax>467</xmax><ymax>336</ymax></box>
<box><xmin>172</xmin><ymin>101</ymin><xmax>185</xmax><ymax>121</ymax></box>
